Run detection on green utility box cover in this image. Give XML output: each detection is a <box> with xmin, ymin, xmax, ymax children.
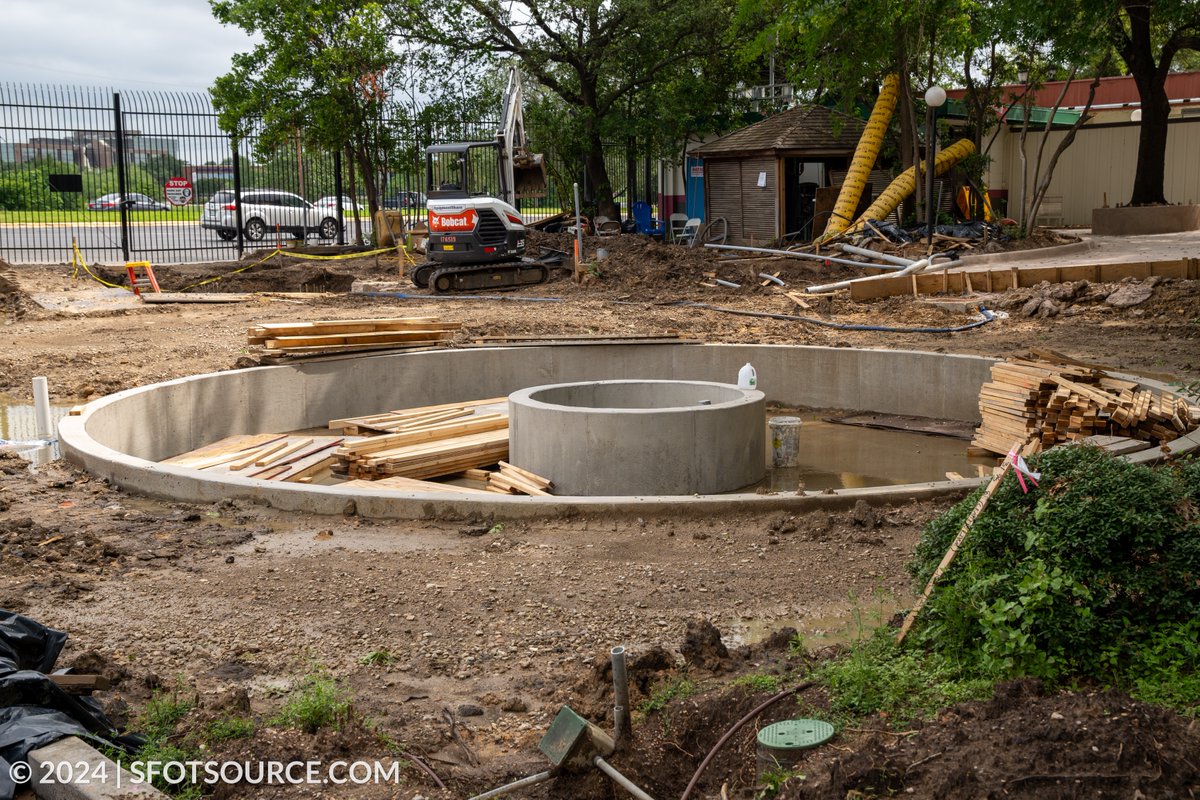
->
<box><xmin>539</xmin><ymin>706</ymin><xmax>615</xmax><ymax>768</ymax></box>
<box><xmin>757</xmin><ymin>719</ymin><xmax>834</xmax><ymax>751</ymax></box>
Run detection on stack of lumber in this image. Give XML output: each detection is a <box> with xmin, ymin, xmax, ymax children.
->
<box><xmin>482</xmin><ymin>461</ymin><xmax>554</xmax><ymax>496</ymax></box>
<box><xmin>329</xmin><ymin>397</ymin><xmax>505</xmax><ymax>435</ymax></box>
<box><xmin>971</xmin><ymin>349</ymin><xmax>1200</xmax><ymax>456</ymax></box>
<box><xmin>332</xmin><ymin>410</ymin><xmax>509</xmax><ymax>479</ymax></box>
<box><xmin>247</xmin><ymin>316</ymin><xmax>460</xmax><ymax>357</ymax></box>
<box><xmin>163</xmin><ymin>433</ymin><xmax>343</xmax><ymax>483</ymax></box>
<box><xmin>341</xmin><ymin>475</ymin><xmax>489</xmax><ymax>494</ymax></box>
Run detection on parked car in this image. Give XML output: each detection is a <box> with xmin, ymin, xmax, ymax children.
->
<box><xmin>312</xmin><ymin>195</ymin><xmax>363</xmax><ymax>212</ymax></box>
<box><xmin>200</xmin><ymin>189</ymin><xmax>340</xmax><ymax>241</ymax></box>
<box><xmin>384</xmin><ymin>191</ymin><xmax>426</xmax><ymax>209</ymax></box>
<box><xmin>87</xmin><ymin>192</ymin><xmax>169</xmax><ymax>212</ymax></box>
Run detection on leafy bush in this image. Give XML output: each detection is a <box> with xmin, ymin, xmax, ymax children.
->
<box><xmin>273</xmin><ymin>670</ymin><xmax>351</xmax><ymax>733</ymax></box>
<box><xmin>907</xmin><ymin>446</ymin><xmax>1200</xmax><ymax>708</ymax></box>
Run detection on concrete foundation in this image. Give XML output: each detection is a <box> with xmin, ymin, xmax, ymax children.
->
<box><xmin>1092</xmin><ymin>204</ymin><xmax>1200</xmax><ymax>236</ymax></box>
<box><xmin>509</xmin><ymin>380</ymin><xmax>765</xmax><ymax>495</ymax></box>
<box><xmin>56</xmin><ymin>343</ymin><xmax>1197</xmax><ymax>518</ymax></box>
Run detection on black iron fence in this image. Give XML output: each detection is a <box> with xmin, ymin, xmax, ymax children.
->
<box><xmin>0</xmin><ymin>84</ymin><xmax>647</xmax><ymax>266</ymax></box>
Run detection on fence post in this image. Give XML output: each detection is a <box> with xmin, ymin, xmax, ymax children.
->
<box><xmin>333</xmin><ymin>149</ymin><xmax>345</xmax><ymax>246</ymax></box>
<box><xmin>232</xmin><ymin>145</ymin><xmax>244</xmax><ymax>259</ymax></box>
<box><xmin>112</xmin><ymin>92</ymin><xmax>130</xmax><ymax>262</ymax></box>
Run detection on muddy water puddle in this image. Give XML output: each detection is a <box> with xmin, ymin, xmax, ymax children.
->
<box><xmin>750</xmin><ymin>410</ymin><xmax>995</xmax><ymax>492</ymax></box>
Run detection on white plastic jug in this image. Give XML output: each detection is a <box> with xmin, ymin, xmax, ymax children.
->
<box><xmin>737</xmin><ymin>362</ymin><xmax>757</xmax><ymax>390</ymax></box>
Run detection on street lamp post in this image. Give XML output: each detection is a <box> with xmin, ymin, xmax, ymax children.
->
<box><xmin>924</xmin><ymin>85</ymin><xmax>947</xmax><ymax>246</ymax></box>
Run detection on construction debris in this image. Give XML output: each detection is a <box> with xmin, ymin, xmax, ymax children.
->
<box><xmin>162</xmin><ymin>433</ymin><xmax>344</xmax><ymax>482</ymax></box>
<box><xmin>970</xmin><ymin>349</ymin><xmax>1200</xmax><ymax>456</ymax></box>
<box><xmin>247</xmin><ymin>316</ymin><xmax>461</xmax><ymax>357</ymax></box>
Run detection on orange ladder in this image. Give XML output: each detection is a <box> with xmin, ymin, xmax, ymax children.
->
<box><xmin>125</xmin><ymin>261</ymin><xmax>161</xmax><ymax>297</ymax></box>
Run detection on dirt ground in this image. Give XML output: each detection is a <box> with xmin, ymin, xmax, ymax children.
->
<box><xmin>1</xmin><ymin>232</ymin><xmax>1198</xmax><ymax>798</ymax></box>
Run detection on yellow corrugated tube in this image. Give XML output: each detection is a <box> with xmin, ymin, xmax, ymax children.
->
<box><xmin>819</xmin><ymin>73</ymin><xmax>900</xmax><ymax>240</ymax></box>
<box><xmin>843</xmin><ymin>138</ymin><xmax>976</xmax><ymax>235</ymax></box>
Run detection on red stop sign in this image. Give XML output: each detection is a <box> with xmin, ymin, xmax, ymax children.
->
<box><xmin>164</xmin><ymin>177</ymin><xmax>194</xmax><ymax>206</ymax></box>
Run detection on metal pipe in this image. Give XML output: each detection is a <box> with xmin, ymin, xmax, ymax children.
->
<box><xmin>594</xmin><ymin>756</ymin><xmax>655</xmax><ymax>800</ymax></box>
<box><xmin>838</xmin><ymin>243</ymin><xmax>917</xmax><ymax>267</ymax></box>
<box><xmin>611</xmin><ymin>646</ymin><xmax>631</xmax><ymax>742</ymax></box>
<box><xmin>467</xmin><ymin>770</ymin><xmax>556</xmax><ymax>800</ymax></box>
<box><xmin>713</xmin><ymin>279</ymin><xmax>741</xmax><ymax>289</ymax></box>
<box><xmin>32</xmin><ymin>377</ymin><xmax>52</xmax><ymax>441</ymax></box>
<box><xmin>807</xmin><ymin>257</ymin><xmax>932</xmax><ymax>294</ymax></box>
<box><xmin>574</xmin><ymin>181</ymin><xmax>583</xmax><ymax>276</ymax></box>
<box><xmin>705</xmin><ymin>243</ymin><xmax>903</xmax><ymax>271</ymax></box>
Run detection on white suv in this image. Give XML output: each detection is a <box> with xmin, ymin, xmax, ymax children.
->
<box><xmin>201</xmin><ymin>189</ymin><xmax>340</xmax><ymax>242</ymax></box>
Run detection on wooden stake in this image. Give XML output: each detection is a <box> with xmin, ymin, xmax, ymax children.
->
<box><xmin>895</xmin><ymin>443</ymin><xmax>1019</xmax><ymax>645</ymax></box>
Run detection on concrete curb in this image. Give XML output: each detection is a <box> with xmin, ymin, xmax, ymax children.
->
<box><xmin>960</xmin><ymin>238</ymin><xmax>1093</xmax><ymax>267</ymax></box>
<box><xmin>29</xmin><ymin>736</ymin><xmax>165</xmax><ymax>799</ymax></box>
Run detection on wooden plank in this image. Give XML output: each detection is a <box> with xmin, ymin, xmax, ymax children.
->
<box><xmin>48</xmin><ymin>674</ymin><xmax>111</xmax><ymax>694</ymax></box>
<box><xmin>229</xmin><ymin>440</ymin><xmax>289</xmax><ymax>470</ymax></box>
<box><xmin>163</xmin><ymin>433</ymin><xmax>285</xmax><ymax>467</ymax></box>
<box><xmin>281</xmin><ymin>455</ymin><xmax>335</xmax><ymax>483</ymax></box>
<box><xmin>329</xmin><ymin>397</ymin><xmax>506</xmax><ymax>432</ymax></box>
<box><xmin>342</xmin><ymin>475</ymin><xmax>489</xmax><ymax>494</ymax></box>
<box><xmin>336</xmin><ymin>415</ymin><xmax>508</xmax><ymax>458</ymax></box>
<box><xmin>255</xmin><ymin>437</ymin><xmax>313</xmax><ymax>466</ymax></box>
<box><xmin>249</xmin><ymin>317</ymin><xmax>449</xmax><ymax>336</ymax></box>
<box><xmin>497</xmin><ymin>461</ymin><xmax>554</xmax><ymax>490</ymax></box>
<box><xmin>265</xmin><ymin>329</ymin><xmax>454</xmax><ymax>349</ymax></box>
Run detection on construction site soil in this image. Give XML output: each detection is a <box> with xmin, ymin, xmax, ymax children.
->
<box><xmin>1</xmin><ymin>231</ymin><xmax>1198</xmax><ymax>798</ymax></box>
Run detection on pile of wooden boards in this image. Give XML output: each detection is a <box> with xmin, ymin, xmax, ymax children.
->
<box><xmin>464</xmin><ymin>462</ymin><xmax>554</xmax><ymax>496</ymax></box>
<box><xmin>971</xmin><ymin>349</ymin><xmax>1200</xmax><ymax>456</ymax></box>
<box><xmin>163</xmin><ymin>433</ymin><xmax>343</xmax><ymax>483</ymax></box>
<box><xmin>331</xmin><ymin>399</ymin><xmax>510</xmax><ymax>480</ymax></box>
<box><xmin>247</xmin><ymin>316</ymin><xmax>460</xmax><ymax>357</ymax></box>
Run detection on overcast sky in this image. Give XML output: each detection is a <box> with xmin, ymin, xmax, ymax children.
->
<box><xmin>2</xmin><ymin>0</ymin><xmax>258</xmax><ymax>93</ymax></box>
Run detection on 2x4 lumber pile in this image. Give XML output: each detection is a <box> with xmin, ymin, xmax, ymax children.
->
<box><xmin>336</xmin><ymin>428</ymin><xmax>510</xmax><ymax>480</ymax></box>
<box><xmin>247</xmin><ymin>316</ymin><xmax>460</xmax><ymax>355</ymax></box>
<box><xmin>163</xmin><ymin>435</ymin><xmax>344</xmax><ymax>482</ymax></box>
<box><xmin>971</xmin><ymin>352</ymin><xmax>1200</xmax><ymax>456</ymax></box>
<box><xmin>329</xmin><ymin>397</ymin><xmax>505</xmax><ymax>435</ymax></box>
<box><xmin>341</xmin><ymin>475</ymin><xmax>489</xmax><ymax>494</ymax></box>
<box><xmin>485</xmin><ymin>461</ymin><xmax>554</xmax><ymax>496</ymax></box>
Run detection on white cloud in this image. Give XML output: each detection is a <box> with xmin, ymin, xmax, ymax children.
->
<box><xmin>1</xmin><ymin>0</ymin><xmax>259</xmax><ymax>91</ymax></box>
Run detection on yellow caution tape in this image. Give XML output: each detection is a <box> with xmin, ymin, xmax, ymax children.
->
<box><xmin>70</xmin><ymin>241</ymin><xmax>129</xmax><ymax>290</ymax></box>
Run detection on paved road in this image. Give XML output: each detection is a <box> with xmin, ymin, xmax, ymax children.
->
<box><xmin>0</xmin><ymin>218</ymin><xmax>386</xmax><ymax>265</ymax></box>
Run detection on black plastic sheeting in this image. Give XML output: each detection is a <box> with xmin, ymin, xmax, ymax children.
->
<box><xmin>0</xmin><ymin>610</ymin><xmax>137</xmax><ymax>800</ymax></box>
<box><xmin>862</xmin><ymin>219</ymin><xmax>1009</xmax><ymax>243</ymax></box>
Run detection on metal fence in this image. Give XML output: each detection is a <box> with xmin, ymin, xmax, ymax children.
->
<box><xmin>0</xmin><ymin>84</ymin><xmax>648</xmax><ymax>266</ymax></box>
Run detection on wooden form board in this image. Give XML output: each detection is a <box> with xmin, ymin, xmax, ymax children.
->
<box><xmin>849</xmin><ymin>258</ymin><xmax>1199</xmax><ymax>301</ymax></box>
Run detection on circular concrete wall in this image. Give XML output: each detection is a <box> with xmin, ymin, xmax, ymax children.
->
<box><xmin>509</xmin><ymin>380</ymin><xmax>765</xmax><ymax>496</ymax></box>
<box><xmin>56</xmin><ymin>343</ymin><xmax>1199</xmax><ymax>519</ymax></box>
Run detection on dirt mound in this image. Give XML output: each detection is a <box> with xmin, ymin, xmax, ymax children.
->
<box><xmin>0</xmin><ymin>259</ymin><xmax>35</xmax><ymax>320</ymax></box>
<box><xmin>798</xmin><ymin>679</ymin><xmax>1200</xmax><ymax>799</ymax></box>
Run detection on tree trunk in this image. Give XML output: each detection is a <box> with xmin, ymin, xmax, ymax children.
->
<box><xmin>580</xmin><ymin>79</ymin><xmax>618</xmax><ymax>219</ymax></box>
<box><xmin>1129</xmin><ymin>76</ymin><xmax>1170</xmax><ymax>205</ymax></box>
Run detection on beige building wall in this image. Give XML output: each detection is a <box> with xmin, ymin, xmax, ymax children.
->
<box><xmin>983</xmin><ymin>111</ymin><xmax>1200</xmax><ymax>227</ymax></box>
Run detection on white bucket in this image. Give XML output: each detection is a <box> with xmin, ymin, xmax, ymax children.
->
<box><xmin>769</xmin><ymin>416</ymin><xmax>803</xmax><ymax>468</ymax></box>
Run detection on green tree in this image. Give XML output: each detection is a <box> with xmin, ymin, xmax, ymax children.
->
<box><xmin>393</xmin><ymin>0</ymin><xmax>745</xmax><ymax>217</ymax></box>
<box><xmin>209</xmin><ymin>0</ymin><xmax>402</xmax><ymax>232</ymax></box>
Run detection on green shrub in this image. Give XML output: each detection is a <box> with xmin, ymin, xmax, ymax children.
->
<box><xmin>907</xmin><ymin>446</ymin><xmax>1200</xmax><ymax>709</ymax></box>
<box><xmin>273</xmin><ymin>671</ymin><xmax>351</xmax><ymax>733</ymax></box>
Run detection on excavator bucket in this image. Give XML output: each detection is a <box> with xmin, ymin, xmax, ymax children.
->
<box><xmin>514</xmin><ymin>150</ymin><xmax>548</xmax><ymax>200</ymax></box>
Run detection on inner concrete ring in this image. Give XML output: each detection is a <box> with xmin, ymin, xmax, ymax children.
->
<box><xmin>58</xmin><ymin>344</ymin><xmax>1197</xmax><ymax>520</ymax></box>
<box><xmin>509</xmin><ymin>380</ymin><xmax>766</xmax><ymax>496</ymax></box>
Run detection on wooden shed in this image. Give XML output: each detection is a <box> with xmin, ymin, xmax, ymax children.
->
<box><xmin>693</xmin><ymin>105</ymin><xmax>867</xmax><ymax>244</ymax></box>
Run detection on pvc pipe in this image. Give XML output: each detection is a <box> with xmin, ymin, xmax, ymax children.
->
<box><xmin>468</xmin><ymin>770</ymin><xmax>555</xmax><ymax>800</ymax></box>
<box><xmin>612</xmin><ymin>646</ymin><xmax>631</xmax><ymax>743</ymax></box>
<box><xmin>713</xmin><ymin>279</ymin><xmax>741</xmax><ymax>289</ymax></box>
<box><xmin>758</xmin><ymin>272</ymin><xmax>785</xmax><ymax>286</ymax></box>
<box><xmin>807</xmin><ymin>257</ymin><xmax>930</xmax><ymax>294</ymax></box>
<box><xmin>593</xmin><ymin>756</ymin><xmax>655</xmax><ymax>800</ymax></box>
<box><xmin>574</xmin><ymin>182</ymin><xmax>583</xmax><ymax>271</ymax></box>
<box><xmin>32</xmin><ymin>377</ymin><xmax>52</xmax><ymax>441</ymax></box>
<box><xmin>838</xmin><ymin>243</ymin><xmax>917</xmax><ymax>267</ymax></box>
<box><xmin>706</xmin><ymin>243</ymin><xmax>904</xmax><ymax>271</ymax></box>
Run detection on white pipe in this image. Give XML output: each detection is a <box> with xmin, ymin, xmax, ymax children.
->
<box><xmin>33</xmin><ymin>377</ymin><xmax>52</xmax><ymax>441</ymax></box>
<box><xmin>468</xmin><ymin>770</ymin><xmax>555</xmax><ymax>800</ymax></box>
<box><xmin>805</xmin><ymin>258</ymin><xmax>964</xmax><ymax>294</ymax></box>
<box><xmin>838</xmin><ymin>243</ymin><xmax>917</xmax><ymax>267</ymax></box>
<box><xmin>705</xmin><ymin>243</ymin><xmax>904</xmax><ymax>271</ymax></box>
<box><xmin>806</xmin><ymin>258</ymin><xmax>929</xmax><ymax>294</ymax></box>
<box><xmin>758</xmin><ymin>272</ymin><xmax>785</xmax><ymax>286</ymax></box>
<box><xmin>594</xmin><ymin>757</ymin><xmax>655</xmax><ymax>800</ymax></box>
<box><xmin>714</xmin><ymin>279</ymin><xmax>741</xmax><ymax>289</ymax></box>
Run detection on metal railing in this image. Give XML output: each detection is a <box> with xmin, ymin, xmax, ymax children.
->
<box><xmin>0</xmin><ymin>84</ymin><xmax>641</xmax><ymax>265</ymax></box>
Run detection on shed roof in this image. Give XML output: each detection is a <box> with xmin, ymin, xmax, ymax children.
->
<box><xmin>693</xmin><ymin>104</ymin><xmax>866</xmax><ymax>158</ymax></box>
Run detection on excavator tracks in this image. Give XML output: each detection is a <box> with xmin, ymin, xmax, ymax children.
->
<box><xmin>411</xmin><ymin>261</ymin><xmax>550</xmax><ymax>293</ymax></box>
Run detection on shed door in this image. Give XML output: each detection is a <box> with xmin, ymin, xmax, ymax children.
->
<box><xmin>739</xmin><ymin>156</ymin><xmax>777</xmax><ymax>244</ymax></box>
<box><xmin>705</xmin><ymin>160</ymin><xmax>741</xmax><ymax>238</ymax></box>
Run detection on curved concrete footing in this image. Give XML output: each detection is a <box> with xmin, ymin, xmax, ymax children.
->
<box><xmin>58</xmin><ymin>343</ymin><xmax>1194</xmax><ymax>519</ymax></box>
